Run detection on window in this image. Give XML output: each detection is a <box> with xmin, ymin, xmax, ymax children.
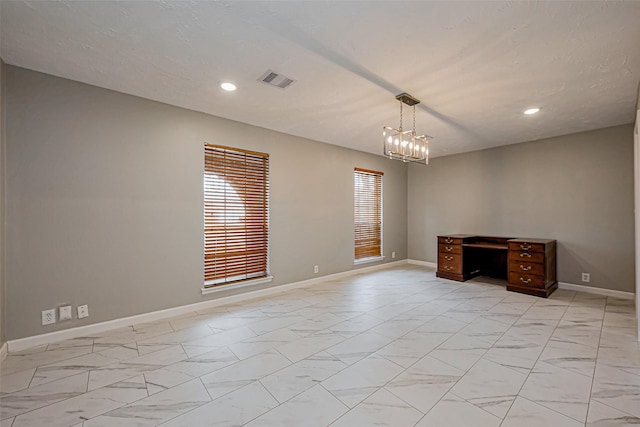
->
<box><xmin>354</xmin><ymin>167</ymin><xmax>383</xmax><ymax>262</ymax></box>
<box><xmin>204</xmin><ymin>144</ymin><xmax>269</xmax><ymax>287</ymax></box>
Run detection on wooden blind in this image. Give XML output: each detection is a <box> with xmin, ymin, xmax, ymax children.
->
<box><xmin>354</xmin><ymin>167</ymin><xmax>383</xmax><ymax>260</ymax></box>
<box><xmin>204</xmin><ymin>144</ymin><xmax>269</xmax><ymax>286</ymax></box>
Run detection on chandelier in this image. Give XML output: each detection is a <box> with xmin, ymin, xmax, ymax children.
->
<box><xmin>383</xmin><ymin>93</ymin><xmax>431</xmax><ymax>164</ymax></box>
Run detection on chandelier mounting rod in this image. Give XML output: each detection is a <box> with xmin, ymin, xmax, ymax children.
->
<box><xmin>395</xmin><ymin>93</ymin><xmax>420</xmax><ymax>107</ymax></box>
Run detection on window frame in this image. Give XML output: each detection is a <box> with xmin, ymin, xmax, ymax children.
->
<box><xmin>353</xmin><ymin>167</ymin><xmax>385</xmax><ymax>265</ymax></box>
<box><xmin>203</xmin><ymin>143</ymin><xmax>271</xmax><ymax>291</ymax></box>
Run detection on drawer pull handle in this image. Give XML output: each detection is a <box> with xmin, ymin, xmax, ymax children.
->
<box><xmin>445</xmin><ymin>238</ymin><xmax>453</xmax><ymax>244</ymax></box>
<box><xmin>444</xmin><ymin>255</ymin><xmax>453</xmax><ymax>261</ymax></box>
<box><xmin>443</xmin><ymin>266</ymin><xmax>453</xmax><ymax>271</ymax></box>
<box><xmin>520</xmin><ymin>265</ymin><xmax>532</xmax><ymax>271</ymax></box>
<box><xmin>520</xmin><ymin>253</ymin><xmax>531</xmax><ymax>258</ymax></box>
<box><xmin>445</xmin><ymin>246</ymin><xmax>453</xmax><ymax>252</ymax></box>
<box><xmin>520</xmin><ymin>277</ymin><xmax>532</xmax><ymax>284</ymax></box>
<box><xmin>520</xmin><ymin>244</ymin><xmax>531</xmax><ymax>250</ymax></box>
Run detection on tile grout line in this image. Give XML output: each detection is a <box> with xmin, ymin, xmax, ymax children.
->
<box><xmin>498</xmin><ymin>290</ymin><xmax>578</xmax><ymax>426</ymax></box>
<box><xmin>590</xmin><ymin>394</ymin><xmax>640</xmax><ymax>420</ymax></box>
<box><xmin>241</xmin><ymin>380</ymin><xmax>296</xmax><ymax>426</ymax></box>
<box><xmin>143</xmin><ymin>323</ymin><xmax>354</xmax><ymax>424</ymax></box>
<box><xmin>1</xmin><ymin>371</ymin><xmax>93</xmax><ymax>423</ymax></box>
<box><xmin>412</xmin><ymin>298</ymin><xmax>538</xmax><ymax>424</ymax></box>
<box><xmin>154</xmin><ymin>376</ymin><xmax>216</xmax><ymax>425</ymax></box>
<box><xmin>303</xmin><ymin>288</ymin><xmax>472</xmax><ymax>415</ymax></box>
<box><xmin>584</xmin><ymin>296</ymin><xmax>608</xmax><ymax>424</ymax></box>
<box><xmin>379</xmin><ymin>289</ymin><xmax>531</xmax><ymax>424</ymax></box>
<box><xmin>406</xmin><ymin>296</ymin><xmax>518</xmax><ymax>424</ymax></box>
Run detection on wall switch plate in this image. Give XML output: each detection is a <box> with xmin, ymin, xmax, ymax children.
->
<box><xmin>392</xmin><ymin>251</ymin><xmax>396</xmax><ymax>259</ymax></box>
<box><xmin>581</xmin><ymin>273</ymin><xmax>590</xmax><ymax>283</ymax></box>
<box><xmin>77</xmin><ymin>304</ymin><xmax>89</xmax><ymax>319</ymax></box>
<box><xmin>42</xmin><ymin>309</ymin><xmax>56</xmax><ymax>325</ymax></box>
<box><xmin>59</xmin><ymin>305</ymin><xmax>72</xmax><ymax>321</ymax></box>
<box><xmin>313</xmin><ymin>265</ymin><xmax>319</xmax><ymax>274</ymax></box>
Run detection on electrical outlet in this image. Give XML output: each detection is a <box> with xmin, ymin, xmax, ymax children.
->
<box><xmin>313</xmin><ymin>265</ymin><xmax>319</xmax><ymax>274</ymax></box>
<box><xmin>392</xmin><ymin>251</ymin><xmax>396</xmax><ymax>259</ymax></box>
<box><xmin>77</xmin><ymin>304</ymin><xmax>89</xmax><ymax>319</ymax></box>
<box><xmin>42</xmin><ymin>309</ymin><xmax>56</xmax><ymax>325</ymax></box>
<box><xmin>59</xmin><ymin>305</ymin><xmax>72</xmax><ymax>321</ymax></box>
<box><xmin>581</xmin><ymin>273</ymin><xmax>590</xmax><ymax>283</ymax></box>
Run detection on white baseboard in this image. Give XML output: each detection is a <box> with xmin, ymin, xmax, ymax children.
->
<box><xmin>1</xmin><ymin>342</ymin><xmax>7</xmax><ymax>361</ymax></box>
<box><xmin>558</xmin><ymin>282</ymin><xmax>635</xmax><ymax>300</ymax></box>
<box><xmin>409</xmin><ymin>261</ymin><xmax>635</xmax><ymax>300</ymax></box>
<box><xmin>407</xmin><ymin>259</ymin><xmax>437</xmax><ymax>269</ymax></box>
<box><xmin>405</xmin><ymin>262</ymin><xmax>634</xmax><ymax>300</ymax></box>
<box><xmin>7</xmin><ymin>260</ymin><xmax>409</xmax><ymax>353</ymax></box>
<box><xmin>18</xmin><ymin>261</ymin><xmax>632</xmax><ymax>353</ymax></box>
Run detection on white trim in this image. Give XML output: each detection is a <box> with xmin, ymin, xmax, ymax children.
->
<box><xmin>24</xmin><ymin>261</ymin><xmax>636</xmax><ymax>352</ymax></box>
<box><xmin>7</xmin><ymin>260</ymin><xmax>408</xmax><ymax>353</ymax></box>
<box><xmin>353</xmin><ymin>256</ymin><xmax>385</xmax><ymax>265</ymax></box>
<box><xmin>201</xmin><ymin>276</ymin><xmax>273</xmax><ymax>295</ymax></box>
<box><xmin>558</xmin><ymin>282</ymin><xmax>635</xmax><ymax>300</ymax></box>
<box><xmin>1</xmin><ymin>342</ymin><xmax>7</xmax><ymax>361</ymax></box>
<box><xmin>381</xmin><ymin>174</ymin><xmax>384</xmax><ymax>262</ymax></box>
<box><xmin>403</xmin><ymin>261</ymin><xmax>634</xmax><ymax>299</ymax></box>
<box><xmin>635</xmin><ymin>108</ymin><xmax>640</xmax><ymax>338</ymax></box>
<box><xmin>407</xmin><ymin>259</ymin><xmax>437</xmax><ymax>269</ymax></box>
<box><xmin>353</xmin><ymin>168</ymin><xmax>384</xmax><ymax>268</ymax></box>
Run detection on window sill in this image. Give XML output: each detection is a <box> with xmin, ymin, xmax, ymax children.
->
<box><xmin>354</xmin><ymin>256</ymin><xmax>385</xmax><ymax>265</ymax></box>
<box><xmin>201</xmin><ymin>276</ymin><xmax>273</xmax><ymax>295</ymax></box>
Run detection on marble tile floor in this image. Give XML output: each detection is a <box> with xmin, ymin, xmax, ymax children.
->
<box><xmin>1</xmin><ymin>265</ymin><xmax>639</xmax><ymax>426</ymax></box>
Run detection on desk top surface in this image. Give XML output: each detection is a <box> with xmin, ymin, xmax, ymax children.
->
<box><xmin>439</xmin><ymin>235</ymin><xmax>555</xmax><ymax>245</ymax></box>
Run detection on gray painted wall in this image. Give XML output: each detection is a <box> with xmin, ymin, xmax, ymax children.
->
<box><xmin>5</xmin><ymin>65</ymin><xmax>408</xmax><ymax>340</ymax></box>
<box><xmin>408</xmin><ymin>124</ymin><xmax>635</xmax><ymax>292</ymax></box>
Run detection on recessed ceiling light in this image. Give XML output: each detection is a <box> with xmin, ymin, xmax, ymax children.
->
<box><xmin>220</xmin><ymin>82</ymin><xmax>237</xmax><ymax>92</ymax></box>
<box><xmin>524</xmin><ymin>108</ymin><xmax>540</xmax><ymax>115</ymax></box>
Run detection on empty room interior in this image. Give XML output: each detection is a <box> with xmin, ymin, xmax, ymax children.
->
<box><xmin>1</xmin><ymin>1</ymin><xmax>640</xmax><ymax>426</ymax></box>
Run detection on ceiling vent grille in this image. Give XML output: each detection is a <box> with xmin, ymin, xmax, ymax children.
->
<box><xmin>258</xmin><ymin>70</ymin><xmax>296</xmax><ymax>89</ymax></box>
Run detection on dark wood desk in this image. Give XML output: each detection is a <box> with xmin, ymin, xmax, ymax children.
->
<box><xmin>437</xmin><ymin>235</ymin><xmax>557</xmax><ymax>297</ymax></box>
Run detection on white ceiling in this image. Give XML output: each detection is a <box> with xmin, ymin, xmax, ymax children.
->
<box><xmin>2</xmin><ymin>1</ymin><xmax>639</xmax><ymax>157</ymax></box>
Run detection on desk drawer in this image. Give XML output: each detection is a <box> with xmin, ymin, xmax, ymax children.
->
<box><xmin>438</xmin><ymin>253</ymin><xmax>462</xmax><ymax>274</ymax></box>
<box><xmin>508</xmin><ymin>250</ymin><xmax>545</xmax><ymax>264</ymax></box>
<box><xmin>438</xmin><ymin>244</ymin><xmax>461</xmax><ymax>254</ymax></box>
<box><xmin>508</xmin><ymin>242</ymin><xmax>545</xmax><ymax>253</ymax></box>
<box><xmin>438</xmin><ymin>236</ymin><xmax>463</xmax><ymax>245</ymax></box>
<box><xmin>509</xmin><ymin>261</ymin><xmax>544</xmax><ymax>276</ymax></box>
<box><xmin>508</xmin><ymin>272</ymin><xmax>546</xmax><ymax>289</ymax></box>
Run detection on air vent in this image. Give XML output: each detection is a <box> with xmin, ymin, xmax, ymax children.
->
<box><xmin>258</xmin><ymin>70</ymin><xmax>296</xmax><ymax>89</ymax></box>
